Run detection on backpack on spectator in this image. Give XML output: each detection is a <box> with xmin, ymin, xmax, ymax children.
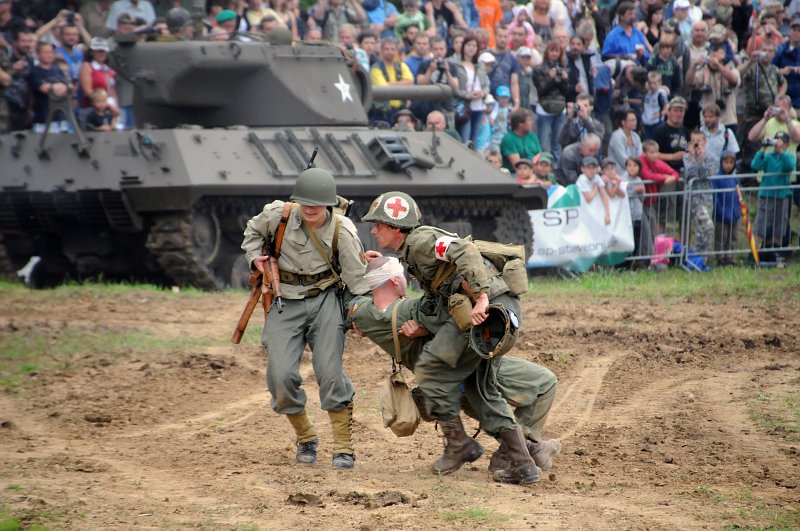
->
<box><xmin>593</xmin><ymin>63</ymin><xmax>614</xmax><ymax>115</ymax></box>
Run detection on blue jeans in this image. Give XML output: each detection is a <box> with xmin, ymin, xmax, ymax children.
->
<box><xmin>536</xmin><ymin>110</ymin><xmax>566</xmax><ymax>163</ymax></box>
<box><xmin>460</xmin><ymin>110</ymin><xmax>484</xmax><ymax>146</ymax></box>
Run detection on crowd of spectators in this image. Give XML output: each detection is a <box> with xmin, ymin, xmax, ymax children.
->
<box><xmin>1</xmin><ymin>0</ymin><xmax>799</xmax><ymax>262</ymax></box>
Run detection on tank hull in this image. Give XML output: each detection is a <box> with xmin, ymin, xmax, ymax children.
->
<box><xmin>0</xmin><ymin>126</ymin><xmax>545</xmax><ymax>289</ymax></box>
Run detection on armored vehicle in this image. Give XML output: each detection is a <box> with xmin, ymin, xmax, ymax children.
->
<box><xmin>0</xmin><ymin>38</ymin><xmax>545</xmax><ymax>289</ymax></box>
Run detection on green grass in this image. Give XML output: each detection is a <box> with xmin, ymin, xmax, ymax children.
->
<box><xmin>749</xmin><ymin>390</ymin><xmax>800</xmax><ymax>441</ymax></box>
<box><xmin>438</xmin><ymin>507</ymin><xmax>509</xmax><ymax>524</ymax></box>
<box><xmin>0</xmin><ymin>279</ymin><xmax>208</xmax><ymax>301</ymax></box>
<box><xmin>0</xmin><ymin>327</ymin><xmax>206</xmax><ymax>389</ymax></box>
<box><xmin>525</xmin><ymin>263</ymin><xmax>800</xmax><ymax>301</ymax></box>
<box><xmin>692</xmin><ymin>486</ymin><xmax>800</xmax><ymax>529</ymax></box>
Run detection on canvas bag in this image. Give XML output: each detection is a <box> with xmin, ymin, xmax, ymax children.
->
<box><xmin>378</xmin><ymin>304</ymin><xmax>421</xmax><ymax>437</ymax></box>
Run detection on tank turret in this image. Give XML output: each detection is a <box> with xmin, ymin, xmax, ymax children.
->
<box><xmin>0</xmin><ymin>39</ymin><xmax>545</xmax><ymax>289</ymax></box>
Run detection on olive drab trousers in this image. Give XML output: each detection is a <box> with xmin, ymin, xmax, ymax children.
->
<box><xmin>413</xmin><ymin>291</ymin><xmax>520</xmax><ymax>436</ymax></box>
<box><xmin>262</xmin><ymin>288</ymin><xmax>354</xmax><ymax>415</ymax></box>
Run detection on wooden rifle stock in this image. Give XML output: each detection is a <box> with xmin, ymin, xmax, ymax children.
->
<box><xmin>231</xmin><ymin>270</ymin><xmax>264</xmax><ymax>344</ymax></box>
<box><xmin>267</xmin><ymin>256</ymin><xmax>284</xmax><ymax>313</ymax></box>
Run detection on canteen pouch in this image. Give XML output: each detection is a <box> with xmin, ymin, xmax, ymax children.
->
<box><xmin>448</xmin><ymin>293</ymin><xmax>473</xmax><ymax>331</ymax></box>
<box><xmin>379</xmin><ymin>370</ymin><xmax>420</xmax><ymax>437</ymax></box>
<box><xmin>502</xmin><ymin>258</ymin><xmax>529</xmax><ymax>296</ymax></box>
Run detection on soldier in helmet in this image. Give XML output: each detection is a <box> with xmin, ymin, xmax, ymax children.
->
<box><xmin>361</xmin><ymin>192</ymin><xmax>539</xmax><ymax>484</ymax></box>
<box><xmin>344</xmin><ymin>256</ymin><xmax>563</xmax><ymax>481</ymax></box>
<box><xmin>241</xmin><ymin>168</ymin><xmax>370</xmax><ymax>470</ymax></box>
<box><xmin>160</xmin><ymin>7</ymin><xmax>195</xmax><ymax>41</ymax></box>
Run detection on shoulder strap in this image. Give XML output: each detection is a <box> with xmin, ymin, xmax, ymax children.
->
<box><xmin>722</xmin><ymin>128</ymin><xmax>729</xmax><ymax>151</ymax></box>
<box><xmin>332</xmin><ymin>215</ymin><xmax>340</xmax><ymax>271</ymax></box>
<box><xmin>377</xmin><ymin>60</ymin><xmax>389</xmax><ymax>81</ymax></box>
<box><xmin>300</xmin><ymin>211</ymin><xmax>342</xmax><ymax>283</ymax></box>
<box><xmin>430</xmin><ymin>262</ymin><xmax>457</xmax><ymax>293</ymax></box>
<box><xmin>390</xmin><ymin>302</ymin><xmax>401</xmax><ymax>367</ymax></box>
<box><xmin>273</xmin><ymin>201</ymin><xmax>295</xmax><ymax>258</ymax></box>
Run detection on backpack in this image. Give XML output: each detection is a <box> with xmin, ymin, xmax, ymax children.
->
<box><xmin>431</xmin><ymin>238</ymin><xmax>528</xmax><ymax>297</ymax></box>
<box><xmin>593</xmin><ymin>63</ymin><xmax>613</xmax><ymax>114</ymax></box>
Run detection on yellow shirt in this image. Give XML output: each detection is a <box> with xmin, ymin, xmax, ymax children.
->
<box><xmin>370</xmin><ymin>61</ymin><xmax>413</xmax><ymax>109</ymax></box>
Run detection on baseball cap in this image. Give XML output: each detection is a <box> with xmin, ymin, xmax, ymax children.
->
<box><xmin>533</xmin><ymin>152</ymin><xmax>554</xmax><ymax>165</ymax></box>
<box><xmin>669</xmin><ymin>95</ymin><xmax>687</xmax><ymax>108</ymax></box>
<box><xmin>581</xmin><ymin>156</ymin><xmax>599</xmax><ymax>167</ymax></box>
<box><xmin>216</xmin><ymin>9</ymin><xmax>237</xmax><ymax>23</ymax></box>
<box><xmin>791</xmin><ymin>13</ymin><xmax>800</xmax><ymax>27</ymax></box>
<box><xmin>514</xmin><ymin>158</ymin><xmax>533</xmax><ymax>168</ymax></box>
<box><xmin>673</xmin><ymin>0</ymin><xmax>690</xmax><ymax>9</ymax></box>
<box><xmin>117</xmin><ymin>12</ymin><xmax>135</xmax><ymax>25</ymax></box>
<box><xmin>496</xmin><ymin>85</ymin><xmax>511</xmax><ymax>98</ymax></box>
<box><xmin>774</xmin><ymin>131</ymin><xmax>790</xmax><ymax>143</ymax></box>
<box><xmin>709</xmin><ymin>24</ymin><xmax>726</xmax><ymax>41</ymax></box>
<box><xmin>601</xmin><ymin>157</ymin><xmax>617</xmax><ymax>168</ymax></box>
<box><xmin>89</xmin><ymin>37</ymin><xmax>111</xmax><ymax>52</ymax></box>
<box><xmin>478</xmin><ymin>52</ymin><xmax>496</xmax><ymax>64</ymax></box>
<box><xmin>517</xmin><ymin>46</ymin><xmax>533</xmax><ymax>57</ymax></box>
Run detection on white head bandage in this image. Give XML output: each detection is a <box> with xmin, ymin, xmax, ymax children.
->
<box><xmin>364</xmin><ymin>257</ymin><xmax>404</xmax><ymax>289</ymax></box>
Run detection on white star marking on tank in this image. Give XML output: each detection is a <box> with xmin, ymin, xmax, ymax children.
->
<box><xmin>334</xmin><ymin>74</ymin><xmax>353</xmax><ymax>102</ymax></box>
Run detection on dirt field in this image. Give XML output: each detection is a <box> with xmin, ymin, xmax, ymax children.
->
<box><xmin>1</xmin><ymin>282</ymin><xmax>798</xmax><ymax>530</ymax></box>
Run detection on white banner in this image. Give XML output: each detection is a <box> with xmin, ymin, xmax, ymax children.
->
<box><xmin>527</xmin><ymin>185</ymin><xmax>635</xmax><ymax>272</ymax></box>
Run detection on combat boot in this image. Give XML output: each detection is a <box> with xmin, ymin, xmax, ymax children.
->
<box><xmin>492</xmin><ymin>428</ymin><xmax>540</xmax><ymax>484</ymax></box>
<box><xmin>432</xmin><ymin>416</ymin><xmax>484</xmax><ymax>475</ymax></box>
<box><xmin>528</xmin><ymin>439</ymin><xmax>562</xmax><ymax>471</ymax></box>
<box><xmin>488</xmin><ymin>443</ymin><xmax>511</xmax><ymax>473</ymax></box>
<box><xmin>328</xmin><ymin>403</ymin><xmax>355</xmax><ymax>470</ymax></box>
<box><xmin>286</xmin><ymin>409</ymin><xmax>318</xmax><ymax>465</ymax></box>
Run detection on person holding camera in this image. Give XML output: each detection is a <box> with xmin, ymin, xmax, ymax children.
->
<box><xmin>746</xmin><ymin>95</ymin><xmax>800</xmax><ymax>159</ymax></box>
<box><xmin>750</xmin><ymin>131</ymin><xmax>796</xmax><ymax>256</ymax></box>
<box><xmin>682</xmin><ymin>129</ymin><xmax>717</xmax><ymax>253</ymax></box>
<box><xmin>105</xmin><ymin>0</ymin><xmax>156</xmax><ymax>32</ymax></box>
<box><xmin>558</xmin><ymin>92</ymin><xmax>605</xmax><ymax>149</ymax></box>
<box><xmin>686</xmin><ymin>42</ymin><xmax>740</xmax><ymax>136</ymax></box>
<box><xmin>532</xmin><ymin>41</ymin><xmax>570</xmax><ymax>162</ymax></box>
<box><xmin>739</xmin><ymin>40</ymin><xmax>787</xmax><ymax>149</ymax></box>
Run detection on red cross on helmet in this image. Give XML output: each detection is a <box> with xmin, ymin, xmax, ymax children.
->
<box><xmin>361</xmin><ymin>191</ymin><xmax>421</xmax><ymax>229</ymax></box>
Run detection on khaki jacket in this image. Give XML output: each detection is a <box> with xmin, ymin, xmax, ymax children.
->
<box><xmin>241</xmin><ymin>200</ymin><xmax>369</xmax><ymax>299</ymax></box>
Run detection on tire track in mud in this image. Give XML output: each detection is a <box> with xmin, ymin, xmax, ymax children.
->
<box><xmin>548</xmin><ymin>350</ymin><xmax>628</xmax><ymax>440</ymax></box>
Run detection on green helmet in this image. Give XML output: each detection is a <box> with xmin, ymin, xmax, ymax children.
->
<box><xmin>469</xmin><ymin>304</ymin><xmax>520</xmax><ymax>359</ymax></box>
<box><xmin>166</xmin><ymin>7</ymin><xmax>192</xmax><ymax>32</ymax></box>
<box><xmin>361</xmin><ymin>191</ymin><xmax>421</xmax><ymax>229</ymax></box>
<box><xmin>291</xmin><ymin>168</ymin><xmax>337</xmax><ymax>206</ymax></box>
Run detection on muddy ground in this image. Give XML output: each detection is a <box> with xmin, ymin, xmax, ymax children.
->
<box><xmin>0</xmin><ymin>284</ymin><xmax>798</xmax><ymax>530</ymax></box>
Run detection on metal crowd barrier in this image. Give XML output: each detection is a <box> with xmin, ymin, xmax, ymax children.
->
<box><xmin>627</xmin><ymin>173</ymin><xmax>800</xmax><ymax>268</ymax></box>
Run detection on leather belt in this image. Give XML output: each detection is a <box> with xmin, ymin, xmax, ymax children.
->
<box><xmin>279</xmin><ymin>269</ymin><xmax>334</xmax><ymax>286</ymax></box>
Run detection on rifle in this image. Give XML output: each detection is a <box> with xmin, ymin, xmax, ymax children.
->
<box><xmin>230</xmin><ymin>147</ymin><xmax>320</xmax><ymax>344</ymax></box>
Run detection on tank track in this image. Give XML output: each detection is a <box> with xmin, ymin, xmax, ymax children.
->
<box><xmin>145</xmin><ymin>213</ymin><xmax>222</xmax><ymax>291</ymax></box>
<box><xmin>0</xmin><ymin>236</ymin><xmax>17</xmax><ymax>281</ymax></box>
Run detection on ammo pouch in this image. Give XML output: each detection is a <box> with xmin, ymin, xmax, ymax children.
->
<box><xmin>447</xmin><ymin>293</ymin><xmax>473</xmax><ymax>331</ymax></box>
<box><xmin>474</xmin><ymin>240</ymin><xmax>529</xmax><ymax>296</ymax></box>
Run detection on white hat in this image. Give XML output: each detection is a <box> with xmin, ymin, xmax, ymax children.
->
<box><xmin>478</xmin><ymin>52</ymin><xmax>496</xmax><ymax>63</ymax></box>
<box><xmin>673</xmin><ymin>0</ymin><xmax>691</xmax><ymax>9</ymax></box>
<box><xmin>89</xmin><ymin>37</ymin><xmax>111</xmax><ymax>52</ymax></box>
<box><xmin>484</xmin><ymin>93</ymin><xmax>496</xmax><ymax>105</ymax></box>
<box><xmin>517</xmin><ymin>46</ymin><xmax>533</xmax><ymax>57</ymax></box>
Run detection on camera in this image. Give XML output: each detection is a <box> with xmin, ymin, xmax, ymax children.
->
<box><xmin>762</xmin><ymin>138</ymin><xmax>778</xmax><ymax>147</ymax></box>
<box><xmin>771</xmin><ymin>106</ymin><xmax>782</xmax><ymax>116</ymax></box>
<box><xmin>574</xmin><ymin>103</ymin><xmax>581</xmax><ymax>112</ymax></box>
<box><xmin>756</xmin><ymin>51</ymin><xmax>766</xmax><ymax>60</ymax></box>
<box><xmin>555</xmin><ymin>66</ymin><xmax>563</xmax><ymax>77</ymax></box>
<box><xmin>65</xmin><ymin>10</ymin><xmax>75</xmax><ymax>23</ymax></box>
<box><xmin>436</xmin><ymin>58</ymin><xmax>445</xmax><ymax>72</ymax></box>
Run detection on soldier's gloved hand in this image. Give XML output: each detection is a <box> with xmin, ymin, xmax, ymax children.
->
<box><xmin>470</xmin><ymin>292</ymin><xmax>489</xmax><ymax>325</ymax></box>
